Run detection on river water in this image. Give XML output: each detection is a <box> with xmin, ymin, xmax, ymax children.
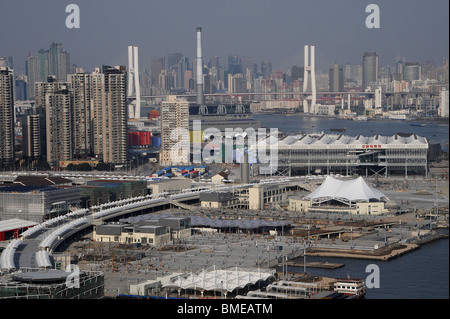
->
<box><xmin>258</xmin><ymin>114</ymin><xmax>449</xmax><ymax>299</ymax></box>
<box><xmin>254</xmin><ymin>114</ymin><xmax>449</xmax><ymax>152</ymax></box>
<box><xmin>287</xmin><ymin>234</ymin><xmax>449</xmax><ymax>299</ymax></box>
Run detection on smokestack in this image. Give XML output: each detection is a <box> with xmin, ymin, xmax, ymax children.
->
<box><xmin>240</xmin><ymin>150</ymin><xmax>250</xmax><ymax>184</ymax></box>
<box><xmin>196</xmin><ymin>27</ymin><xmax>204</xmax><ymax>105</ymax></box>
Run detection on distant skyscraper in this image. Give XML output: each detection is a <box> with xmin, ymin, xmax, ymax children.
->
<box><xmin>260</xmin><ymin>59</ymin><xmax>272</xmax><ymax>78</ymax></box>
<box><xmin>228</xmin><ymin>73</ymin><xmax>246</xmax><ymax>93</ymax></box>
<box><xmin>160</xmin><ymin>95</ymin><xmax>189</xmax><ymax>165</ymax></box>
<box><xmin>151</xmin><ymin>57</ymin><xmax>165</xmax><ymax>86</ymax></box>
<box><xmin>362</xmin><ymin>52</ymin><xmax>378</xmax><ymax>91</ymax></box>
<box><xmin>227</xmin><ymin>55</ymin><xmax>241</xmax><ymax>75</ymax></box>
<box><xmin>26</xmin><ymin>43</ymin><xmax>71</xmax><ymax>99</ymax></box>
<box><xmin>403</xmin><ymin>62</ymin><xmax>421</xmax><ymax>82</ymax></box>
<box><xmin>344</xmin><ymin>63</ymin><xmax>352</xmax><ymax>81</ymax></box>
<box><xmin>0</xmin><ymin>67</ymin><xmax>15</xmax><ymax>169</ymax></box>
<box><xmin>291</xmin><ymin>65</ymin><xmax>303</xmax><ymax>81</ymax></box>
<box><xmin>48</xmin><ymin>42</ymin><xmax>70</xmax><ymax>82</ymax></box>
<box><xmin>26</xmin><ymin>49</ymin><xmax>49</xmax><ymax>99</ymax></box>
<box><xmin>329</xmin><ymin>64</ymin><xmax>344</xmax><ymax>92</ymax></box>
<box><xmin>15</xmin><ymin>75</ymin><xmax>28</xmax><ymax>100</ymax></box>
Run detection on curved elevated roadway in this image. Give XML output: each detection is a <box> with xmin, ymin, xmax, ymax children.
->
<box><xmin>0</xmin><ymin>176</ymin><xmax>317</xmax><ymax>272</ymax></box>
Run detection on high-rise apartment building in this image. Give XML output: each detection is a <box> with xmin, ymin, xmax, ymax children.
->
<box><xmin>33</xmin><ymin>66</ymin><xmax>128</xmax><ymax>167</ymax></box>
<box><xmin>45</xmin><ymin>85</ymin><xmax>73</xmax><ymax>165</ymax></box>
<box><xmin>362</xmin><ymin>52</ymin><xmax>378</xmax><ymax>91</ymax></box>
<box><xmin>160</xmin><ymin>95</ymin><xmax>189</xmax><ymax>165</ymax></box>
<box><xmin>22</xmin><ymin>109</ymin><xmax>43</xmax><ymax>159</ymax></box>
<box><xmin>0</xmin><ymin>67</ymin><xmax>15</xmax><ymax>169</ymax></box>
<box><xmin>68</xmin><ymin>69</ymin><xmax>93</xmax><ymax>156</ymax></box>
<box><xmin>92</xmin><ymin>66</ymin><xmax>128</xmax><ymax>165</ymax></box>
<box><xmin>34</xmin><ymin>76</ymin><xmax>68</xmax><ymax>161</ymax></box>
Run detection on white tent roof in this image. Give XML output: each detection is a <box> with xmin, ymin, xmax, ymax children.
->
<box><xmin>163</xmin><ymin>266</ymin><xmax>275</xmax><ymax>293</ymax></box>
<box><xmin>305</xmin><ymin>176</ymin><xmax>387</xmax><ymax>202</ymax></box>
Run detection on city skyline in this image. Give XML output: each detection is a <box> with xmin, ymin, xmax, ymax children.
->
<box><xmin>1</xmin><ymin>0</ymin><xmax>448</xmax><ymax>74</ymax></box>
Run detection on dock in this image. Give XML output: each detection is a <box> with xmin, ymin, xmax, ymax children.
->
<box><xmin>284</xmin><ymin>261</ymin><xmax>345</xmax><ymax>269</ymax></box>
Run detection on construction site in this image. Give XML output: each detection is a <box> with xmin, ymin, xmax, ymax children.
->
<box><xmin>62</xmin><ymin>172</ymin><xmax>448</xmax><ymax>298</ymax></box>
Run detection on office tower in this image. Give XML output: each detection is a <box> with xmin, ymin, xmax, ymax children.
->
<box><xmin>45</xmin><ymin>85</ymin><xmax>72</xmax><ymax>165</ymax></box>
<box><xmin>92</xmin><ymin>66</ymin><xmax>128</xmax><ymax>165</ymax></box>
<box><xmin>362</xmin><ymin>52</ymin><xmax>378</xmax><ymax>91</ymax></box>
<box><xmin>329</xmin><ymin>64</ymin><xmax>344</xmax><ymax>92</ymax></box>
<box><xmin>160</xmin><ymin>95</ymin><xmax>189</xmax><ymax>165</ymax></box>
<box><xmin>196</xmin><ymin>27</ymin><xmax>204</xmax><ymax>105</ymax></box>
<box><xmin>127</xmin><ymin>46</ymin><xmax>141</xmax><ymax>119</ymax></box>
<box><xmin>403</xmin><ymin>62</ymin><xmax>421</xmax><ymax>82</ymax></box>
<box><xmin>48</xmin><ymin>42</ymin><xmax>70</xmax><ymax>82</ymax></box>
<box><xmin>0</xmin><ymin>67</ymin><xmax>15</xmax><ymax>169</ymax></box>
<box><xmin>68</xmin><ymin>69</ymin><xmax>93</xmax><ymax>157</ymax></box>
<box><xmin>303</xmin><ymin>45</ymin><xmax>317</xmax><ymax>113</ymax></box>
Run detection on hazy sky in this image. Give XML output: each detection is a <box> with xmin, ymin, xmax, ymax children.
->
<box><xmin>1</xmin><ymin>0</ymin><xmax>448</xmax><ymax>74</ymax></box>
